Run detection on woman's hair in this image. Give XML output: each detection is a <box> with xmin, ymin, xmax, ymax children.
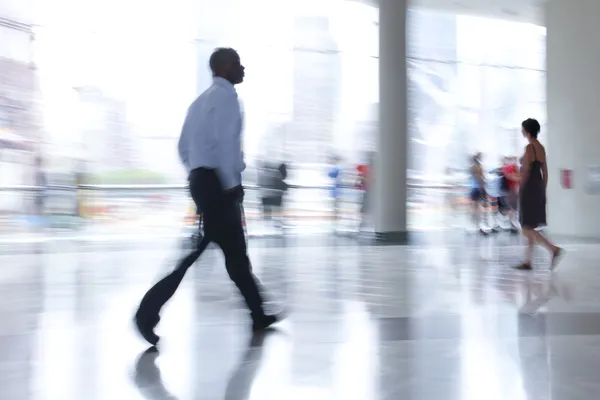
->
<box><xmin>522</xmin><ymin>118</ymin><xmax>541</xmax><ymax>138</ymax></box>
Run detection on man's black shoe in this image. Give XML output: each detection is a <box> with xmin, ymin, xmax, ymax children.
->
<box><xmin>252</xmin><ymin>314</ymin><xmax>283</xmax><ymax>333</ymax></box>
<box><xmin>134</xmin><ymin>311</ymin><xmax>160</xmax><ymax>346</ymax></box>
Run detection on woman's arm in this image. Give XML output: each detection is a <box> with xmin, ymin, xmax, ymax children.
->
<box><xmin>520</xmin><ymin>145</ymin><xmax>532</xmax><ymax>187</ymax></box>
<box><xmin>542</xmin><ymin>160</ymin><xmax>549</xmax><ymax>190</ymax></box>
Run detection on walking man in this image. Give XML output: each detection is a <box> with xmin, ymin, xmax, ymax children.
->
<box><xmin>134</xmin><ymin>48</ymin><xmax>282</xmax><ymax>345</ymax></box>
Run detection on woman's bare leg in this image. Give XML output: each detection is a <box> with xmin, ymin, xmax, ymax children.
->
<box><xmin>531</xmin><ymin>230</ymin><xmax>558</xmax><ymax>253</ymax></box>
<box><xmin>532</xmin><ymin>230</ymin><xmax>563</xmax><ymax>269</ymax></box>
<box><xmin>523</xmin><ymin>228</ymin><xmax>535</xmax><ymax>264</ymax></box>
<box><xmin>516</xmin><ymin>228</ymin><xmax>536</xmax><ymax>269</ymax></box>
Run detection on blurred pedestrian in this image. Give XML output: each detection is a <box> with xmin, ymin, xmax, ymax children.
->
<box><xmin>469</xmin><ymin>152</ymin><xmax>487</xmax><ymax>235</ymax></box>
<box><xmin>328</xmin><ymin>155</ymin><xmax>343</xmax><ymax>227</ymax></box>
<box><xmin>499</xmin><ymin>156</ymin><xmax>519</xmax><ymax>233</ymax></box>
<box><xmin>258</xmin><ymin>160</ymin><xmax>288</xmax><ymax>231</ymax></box>
<box><xmin>356</xmin><ymin>152</ymin><xmax>374</xmax><ymax>232</ymax></box>
<box><xmin>516</xmin><ymin>118</ymin><xmax>563</xmax><ymax>270</ymax></box>
<box><xmin>33</xmin><ymin>155</ymin><xmax>46</xmax><ymax>219</ymax></box>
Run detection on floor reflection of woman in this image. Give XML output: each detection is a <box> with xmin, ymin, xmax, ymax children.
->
<box><xmin>516</xmin><ymin>118</ymin><xmax>563</xmax><ymax>270</ymax></box>
<box><xmin>518</xmin><ymin>311</ymin><xmax>550</xmax><ymax>399</ymax></box>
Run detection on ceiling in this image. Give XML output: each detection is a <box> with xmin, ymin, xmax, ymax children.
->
<box><xmin>417</xmin><ymin>0</ymin><xmax>545</xmax><ymax>24</ymax></box>
<box><xmin>358</xmin><ymin>0</ymin><xmax>546</xmax><ymax>25</ymax></box>
<box><xmin>2</xmin><ymin>0</ymin><xmax>547</xmax><ymax>28</ymax></box>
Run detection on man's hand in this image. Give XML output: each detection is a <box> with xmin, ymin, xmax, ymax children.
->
<box><xmin>226</xmin><ymin>185</ymin><xmax>244</xmax><ymax>202</ymax></box>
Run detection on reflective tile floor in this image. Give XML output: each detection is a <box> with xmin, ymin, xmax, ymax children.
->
<box><xmin>1</xmin><ymin>233</ymin><xmax>600</xmax><ymax>399</ymax></box>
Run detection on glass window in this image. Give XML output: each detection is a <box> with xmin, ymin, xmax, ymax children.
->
<box><xmin>29</xmin><ymin>1</ymin><xmax>547</xmax><ymax>234</ymax></box>
<box><xmin>407</xmin><ymin>9</ymin><xmax>546</xmax><ymax>229</ymax></box>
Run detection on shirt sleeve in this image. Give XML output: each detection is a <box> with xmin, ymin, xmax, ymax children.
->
<box><xmin>178</xmin><ymin>108</ymin><xmax>191</xmax><ymax>173</ymax></box>
<box><xmin>213</xmin><ymin>94</ymin><xmax>243</xmax><ymax>190</ymax></box>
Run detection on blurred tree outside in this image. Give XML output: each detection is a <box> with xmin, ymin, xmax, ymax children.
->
<box><xmin>93</xmin><ymin>169</ymin><xmax>166</xmax><ymax>185</ymax></box>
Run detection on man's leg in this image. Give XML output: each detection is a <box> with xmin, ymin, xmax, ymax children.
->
<box><xmin>135</xmin><ymin>234</ymin><xmax>210</xmax><ymax>346</ymax></box>
<box><xmin>212</xmin><ymin>199</ymin><xmax>266</xmax><ymax>319</ymax></box>
<box><xmin>194</xmin><ymin>168</ymin><xmax>280</xmax><ymax>330</ymax></box>
<box><xmin>134</xmin><ymin>173</ymin><xmax>210</xmax><ymax>346</ymax></box>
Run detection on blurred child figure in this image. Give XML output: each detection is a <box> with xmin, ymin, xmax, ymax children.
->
<box><xmin>495</xmin><ymin>156</ymin><xmax>520</xmax><ymax>233</ymax></box>
<box><xmin>469</xmin><ymin>153</ymin><xmax>487</xmax><ymax>235</ymax></box>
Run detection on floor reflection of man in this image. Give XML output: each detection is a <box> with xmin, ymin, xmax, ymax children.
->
<box><xmin>133</xmin><ymin>348</ymin><xmax>178</xmax><ymax>400</ymax></box>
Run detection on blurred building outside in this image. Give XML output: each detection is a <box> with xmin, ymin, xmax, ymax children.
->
<box><xmin>0</xmin><ymin>11</ymin><xmax>41</xmax><ymax>233</ymax></box>
<box><xmin>0</xmin><ymin>0</ymin><xmax>546</xmax><ymax>239</ymax></box>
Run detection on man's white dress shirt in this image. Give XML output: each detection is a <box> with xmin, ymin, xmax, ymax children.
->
<box><xmin>178</xmin><ymin>77</ymin><xmax>244</xmax><ymax>190</ymax></box>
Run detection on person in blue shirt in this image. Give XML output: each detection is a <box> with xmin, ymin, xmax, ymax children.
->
<box><xmin>328</xmin><ymin>156</ymin><xmax>342</xmax><ymax>224</ymax></box>
<box><xmin>134</xmin><ymin>48</ymin><xmax>282</xmax><ymax>345</ymax></box>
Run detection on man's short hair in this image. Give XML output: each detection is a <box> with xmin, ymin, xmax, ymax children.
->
<box><xmin>209</xmin><ymin>48</ymin><xmax>237</xmax><ymax>74</ymax></box>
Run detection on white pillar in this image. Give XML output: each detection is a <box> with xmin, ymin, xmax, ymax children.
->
<box><xmin>373</xmin><ymin>0</ymin><xmax>408</xmax><ymax>240</ymax></box>
<box><xmin>546</xmin><ymin>0</ymin><xmax>600</xmax><ymax>238</ymax></box>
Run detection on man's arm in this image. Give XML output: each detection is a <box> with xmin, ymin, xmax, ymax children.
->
<box><xmin>213</xmin><ymin>94</ymin><xmax>243</xmax><ymax>191</ymax></box>
<box><xmin>178</xmin><ymin>108</ymin><xmax>192</xmax><ymax>172</ymax></box>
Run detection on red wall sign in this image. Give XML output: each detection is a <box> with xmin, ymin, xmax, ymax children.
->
<box><xmin>561</xmin><ymin>169</ymin><xmax>572</xmax><ymax>189</ymax></box>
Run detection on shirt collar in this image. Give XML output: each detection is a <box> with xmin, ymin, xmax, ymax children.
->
<box><xmin>213</xmin><ymin>77</ymin><xmax>236</xmax><ymax>94</ymax></box>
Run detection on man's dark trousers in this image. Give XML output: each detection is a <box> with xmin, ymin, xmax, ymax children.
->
<box><xmin>188</xmin><ymin>167</ymin><xmax>265</xmax><ymax>317</ymax></box>
<box><xmin>136</xmin><ymin>168</ymin><xmax>264</xmax><ymax>326</ymax></box>
<box><xmin>135</xmin><ymin>168</ymin><xmax>265</xmax><ymax>334</ymax></box>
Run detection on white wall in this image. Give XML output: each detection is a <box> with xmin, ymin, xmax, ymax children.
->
<box><xmin>0</xmin><ymin>26</ymin><xmax>30</xmax><ymax>62</ymax></box>
<box><xmin>0</xmin><ymin>0</ymin><xmax>34</xmax><ymax>63</ymax></box>
<box><xmin>0</xmin><ymin>0</ymin><xmax>34</xmax><ymax>24</ymax></box>
<box><xmin>546</xmin><ymin>0</ymin><xmax>600</xmax><ymax>237</ymax></box>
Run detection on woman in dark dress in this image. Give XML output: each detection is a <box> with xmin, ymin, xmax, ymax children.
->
<box><xmin>516</xmin><ymin>118</ymin><xmax>563</xmax><ymax>270</ymax></box>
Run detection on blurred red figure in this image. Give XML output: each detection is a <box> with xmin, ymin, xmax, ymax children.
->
<box><xmin>356</xmin><ymin>152</ymin><xmax>374</xmax><ymax>232</ymax></box>
<box><xmin>356</xmin><ymin>164</ymin><xmax>369</xmax><ymax>191</ymax></box>
<box><xmin>499</xmin><ymin>156</ymin><xmax>520</xmax><ymax>232</ymax></box>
